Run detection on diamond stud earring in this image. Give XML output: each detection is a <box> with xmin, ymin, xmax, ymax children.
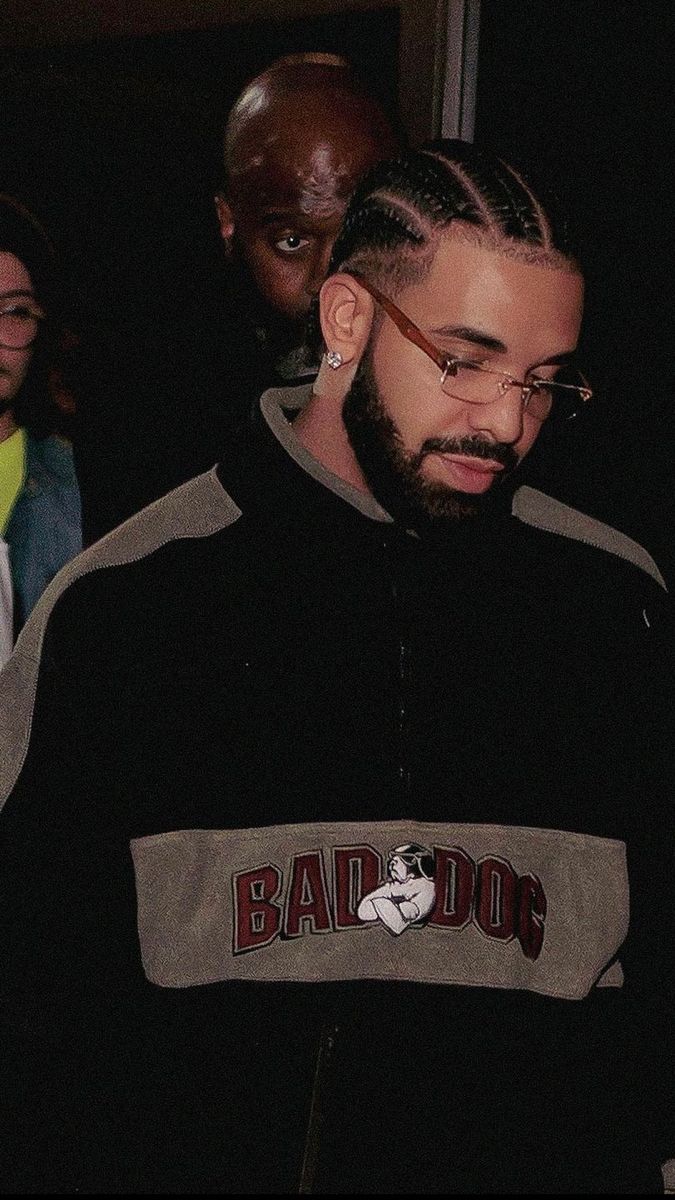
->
<box><xmin>326</xmin><ymin>349</ymin><xmax>344</xmax><ymax>370</ymax></box>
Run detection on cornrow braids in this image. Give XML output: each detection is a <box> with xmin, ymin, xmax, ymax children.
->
<box><xmin>328</xmin><ymin>138</ymin><xmax>579</xmax><ymax>291</ymax></box>
<box><xmin>307</xmin><ymin>139</ymin><xmax>580</xmax><ymax>354</ymax></box>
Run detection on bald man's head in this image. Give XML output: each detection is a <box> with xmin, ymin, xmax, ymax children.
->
<box><xmin>215</xmin><ymin>59</ymin><xmax>398</xmax><ymax>323</ymax></box>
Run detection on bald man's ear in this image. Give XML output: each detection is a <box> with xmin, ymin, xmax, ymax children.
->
<box><xmin>319</xmin><ymin>273</ymin><xmax>376</xmax><ymax>370</ymax></box>
<box><xmin>214</xmin><ymin>194</ymin><xmax>235</xmax><ymax>246</ymax></box>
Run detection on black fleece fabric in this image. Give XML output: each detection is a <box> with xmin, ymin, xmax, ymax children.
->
<box><xmin>1</xmin><ymin>398</ymin><xmax>674</xmax><ymax>1193</ymax></box>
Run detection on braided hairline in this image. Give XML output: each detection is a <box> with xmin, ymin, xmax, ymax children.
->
<box><xmin>342</xmin><ymin>163</ymin><xmax>576</xmax><ymax>293</ymax></box>
<box><xmin>333</xmin><ymin>187</ymin><xmax>438</xmax><ymax>293</ymax></box>
<box><xmin>423</xmin><ymin>149</ymin><xmax>575</xmax><ymax>269</ymax></box>
<box><xmin>498</xmin><ymin>159</ymin><xmax>554</xmax><ymax>250</ymax></box>
<box><xmin>308</xmin><ymin>142</ymin><xmax>579</xmax><ymax>351</ymax></box>
<box><xmin>424</xmin><ymin>148</ymin><xmax>554</xmax><ymax>247</ymax></box>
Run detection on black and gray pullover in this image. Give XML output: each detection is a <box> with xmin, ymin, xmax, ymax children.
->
<box><xmin>1</xmin><ymin>387</ymin><xmax>674</xmax><ymax>1193</ymax></box>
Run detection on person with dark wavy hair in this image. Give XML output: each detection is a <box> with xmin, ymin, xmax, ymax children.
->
<box><xmin>0</xmin><ymin>195</ymin><xmax>81</xmax><ymax>664</ymax></box>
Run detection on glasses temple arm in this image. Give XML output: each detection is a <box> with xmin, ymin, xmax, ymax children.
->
<box><xmin>349</xmin><ymin>273</ymin><xmax>447</xmax><ymax>371</ymax></box>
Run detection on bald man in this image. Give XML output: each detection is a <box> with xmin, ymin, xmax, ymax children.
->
<box><xmin>76</xmin><ymin>56</ymin><xmax>397</xmax><ymax>543</ymax></box>
<box><xmin>213</xmin><ymin>56</ymin><xmax>398</xmax><ymax>384</ymax></box>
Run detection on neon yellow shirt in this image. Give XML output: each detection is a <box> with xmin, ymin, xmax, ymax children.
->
<box><xmin>0</xmin><ymin>427</ymin><xmax>27</xmax><ymax>537</ymax></box>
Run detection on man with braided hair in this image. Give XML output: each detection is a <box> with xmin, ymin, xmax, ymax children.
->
<box><xmin>1</xmin><ymin>140</ymin><xmax>674</xmax><ymax>1193</ymax></box>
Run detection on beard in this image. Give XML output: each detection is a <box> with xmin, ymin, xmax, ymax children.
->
<box><xmin>342</xmin><ymin>350</ymin><xmax>519</xmax><ymax>529</ymax></box>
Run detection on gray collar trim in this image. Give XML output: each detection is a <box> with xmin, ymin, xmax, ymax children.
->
<box><xmin>260</xmin><ymin>386</ymin><xmax>393</xmax><ymax>524</ymax></box>
<box><xmin>513</xmin><ymin>484</ymin><xmax>667</xmax><ymax>591</ymax></box>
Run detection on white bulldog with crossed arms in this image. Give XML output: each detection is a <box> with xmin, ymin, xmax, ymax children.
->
<box><xmin>357</xmin><ymin>843</ymin><xmax>436</xmax><ymax>935</ymax></box>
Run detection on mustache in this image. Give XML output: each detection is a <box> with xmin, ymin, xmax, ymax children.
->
<box><xmin>409</xmin><ymin>435</ymin><xmax>519</xmax><ymax>473</ymax></box>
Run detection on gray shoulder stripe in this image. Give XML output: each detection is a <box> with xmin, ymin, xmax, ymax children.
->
<box><xmin>0</xmin><ymin>469</ymin><xmax>241</xmax><ymax>812</ymax></box>
<box><xmin>513</xmin><ymin>485</ymin><xmax>667</xmax><ymax>591</ymax></box>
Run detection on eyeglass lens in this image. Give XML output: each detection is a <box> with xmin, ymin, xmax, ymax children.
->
<box><xmin>441</xmin><ymin>362</ymin><xmax>584</xmax><ymax>421</ymax></box>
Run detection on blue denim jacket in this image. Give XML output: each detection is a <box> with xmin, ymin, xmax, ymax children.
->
<box><xmin>5</xmin><ymin>433</ymin><xmax>82</xmax><ymax>631</ymax></box>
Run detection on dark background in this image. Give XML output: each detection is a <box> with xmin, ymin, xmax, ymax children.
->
<box><xmin>477</xmin><ymin>0</ymin><xmax>673</xmax><ymax>378</ymax></box>
<box><xmin>0</xmin><ymin>7</ymin><xmax>401</xmax><ymax>337</ymax></box>
<box><xmin>0</xmin><ymin>0</ymin><xmax>673</xmax><ymax>555</ymax></box>
<box><xmin>476</xmin><ymin>0</ymin><xmax>674</xmax><ymax>573</ymax></box>
<box><xmin>0</xmin><ymin>6</ymin><xmax>402</xmax><ymax>531</ymax></box>
<box><xmin>1</xmin><ymin>2</ymin><xmax>670</xmax><ymax>367</ymax></box>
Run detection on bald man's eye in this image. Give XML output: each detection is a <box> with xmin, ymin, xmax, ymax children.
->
<box><xmin>274</xmin><ymin>234</ymin><xmax>310</xmax><ymax>254</ymax></box>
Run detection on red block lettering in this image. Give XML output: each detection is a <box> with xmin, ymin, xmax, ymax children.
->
<box><xmin>475</xmin><ymin>856</ymin><xmax>517</xmax><ymax>941</ymax></box>
<box><xmin>333</xmin><ymin>846</ymin><xmax>382</xmax><ymax>928</ymax></box>
<box><xmin>284</xmin><ymin>851</ymin><xmax>333</xmax><ymax>938</ymax></box>
<box><xmin>429</xmin><ymin>847</ymin><xmax>475</xmax><ymax>929</ymax></box>
<box><xmin>517</xmin><ymin>873</ymin><xmax>547</xmax><ymax>961</ymax></box>
<box><xmin>233</xmin><ymin>863</ymin><xmax>282</xmax><ymax>954</ymax></box>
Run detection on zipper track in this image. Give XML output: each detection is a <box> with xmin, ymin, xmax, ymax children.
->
<box><xmin>298</xmin><ymin>1020</ymin><xmax>339</xmax><ymax>1194</ymax></box>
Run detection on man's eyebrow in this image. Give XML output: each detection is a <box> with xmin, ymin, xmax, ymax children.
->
<box><xmin>0</xmin><ymin>289</ymin><xmax>35</xmax><ymax>301</ymax></box>
<box><xmin>428</xmin><ymin>326</ymin><xmax>577</xmax><ymax>368</ymax></box>
<box><xmin>429</xmin><ymin>325</ymin><xmax>506</xmax><ymax>352</ymax></box>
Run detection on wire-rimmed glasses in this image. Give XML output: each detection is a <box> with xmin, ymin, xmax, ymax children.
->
<box><xmin>352</xmin><ymin>274</ymin><xmax>592</xmax><ymax>423</ymax></box>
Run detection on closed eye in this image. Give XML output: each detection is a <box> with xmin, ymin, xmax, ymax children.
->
<box><xmin>445</xmin><ymin>356</ymin><xmax>493</xmax><ymax>373</ymax></box>
<box><xmin>457</xmin><ymin>356</ymin><xmax>491</xmax><ymax>369</ymax></box>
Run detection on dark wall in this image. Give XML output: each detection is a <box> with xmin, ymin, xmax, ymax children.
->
<box><xmin>0</xmin><ymin>8</ymin><xmax>400</xmax><ymax>334</ymax></box>
<box><xmin>476</xmin><ymin>0</ymin><xmax>673</xmax><ymax>379</ymax></box>
<box><xmin>475</xmin><ymin>1</ymin><xmax>675</xmax><ymax>578</ymax></box>
<box><xmin>2</xmin><ymin>3</ymin><xmax>672</xmax><ymax>562</ymax></box>
<box><xmin>0</xmin><ymin>8</ymin><xmax>401</xmax><ymax>535</ymax></box>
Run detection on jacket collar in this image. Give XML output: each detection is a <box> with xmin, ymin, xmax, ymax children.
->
<box><xmin>259</xmin><ymin>386</ymin><xmax>393</xmax><ymax>525</ymax></box>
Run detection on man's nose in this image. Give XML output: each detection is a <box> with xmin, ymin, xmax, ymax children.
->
<box><xmin>466</xmin><ymin>386</ymin><xmax>525</xmax><ymax>446</ymax></box>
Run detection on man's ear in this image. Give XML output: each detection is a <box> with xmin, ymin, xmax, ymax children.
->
<box><xmin>318</xmin><ymin>273</ymin><xmax>376</xmax><ymax>370</ymax></box>
<box><xmin>214</xmin><ymin>194</ymin><xmax>235</xmax><ymax>243</ymax></box>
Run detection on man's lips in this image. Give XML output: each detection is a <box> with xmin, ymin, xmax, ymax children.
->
<box><xmin>430</xmin><ymin>452</ymin><xmax>505</xmax><ymax>493</ymax></box>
